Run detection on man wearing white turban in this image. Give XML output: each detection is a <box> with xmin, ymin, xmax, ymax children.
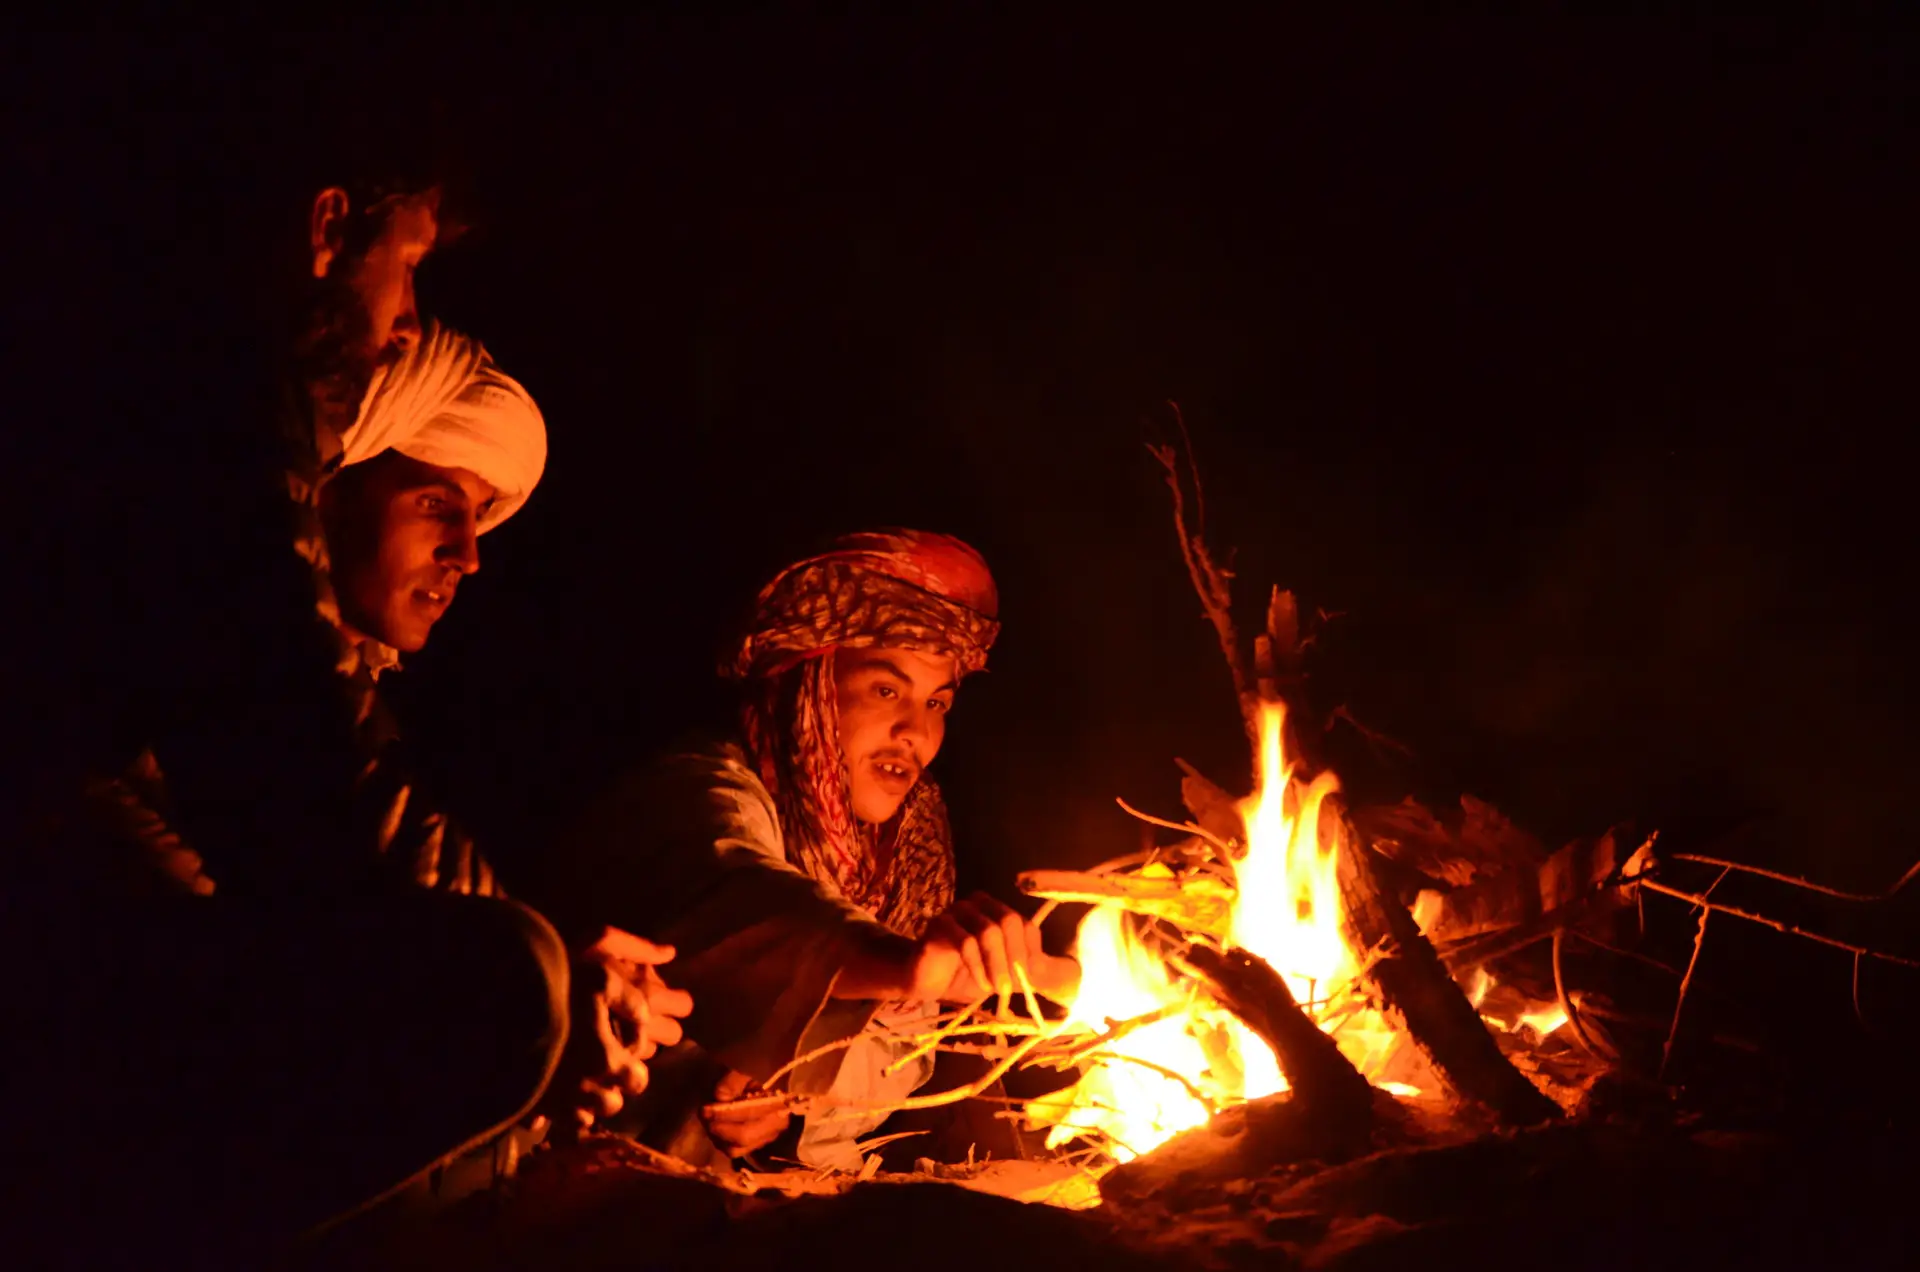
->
<box><xmin>8</xmin><ymin>166</ymin><xmax>686</xmax><ymax>1265</ymax></box>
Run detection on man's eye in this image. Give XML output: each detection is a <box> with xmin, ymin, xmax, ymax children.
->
<box><xmin>875</xmin><ymin>684</ymin><xmax>898</xmax><ymax>700</ymax></box>
<box><xmin>928</xmin><ymin>699</ymin><xmax>950</xmax><ymax>714</ymax></box>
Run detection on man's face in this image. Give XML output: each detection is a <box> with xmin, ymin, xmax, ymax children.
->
<box><xmin>319</xmin><ymin>450</ymin><xmax>496</xmax><ymax>652</ymax></box>
<box><xmin>312</xmin><ymin>191</ymin><xmax>439</xmax><ymax>373</ymax></box>
<box><xmin>834</xmin><ymin>647</ymin><xmax>959</xmax><ymax>825</ymax></box>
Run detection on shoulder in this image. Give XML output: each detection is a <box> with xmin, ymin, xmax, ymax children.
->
<box><xmin>584</xmin><ymin>734</ymin><xmax>784</xmax><ymax>859</ymax></box>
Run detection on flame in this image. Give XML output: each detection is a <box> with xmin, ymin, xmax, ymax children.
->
<box><xmin>1517</xmin><ymin>1005</ymin><xmax>1569</xmax><ymax>1038</ymax></box>
<box><xmin>1030</xmin><ymin>702</ymin><xmax>1416</xmax><ymax>1164</ymax></box>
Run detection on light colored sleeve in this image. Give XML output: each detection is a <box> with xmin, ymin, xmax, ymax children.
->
<box><xmin>567</xmin><ymin>742</ymin><xmax>915</xmax><ymax>1083</ymax></box>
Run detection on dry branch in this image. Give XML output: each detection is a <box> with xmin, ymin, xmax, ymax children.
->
<box><xmin>1113</xmin><ymin>797</ymin><xmax>1233</xmax><ymax>857</ymax></box>
<box><xmin>1659</xmin><ymin>910</ymin><xmax>1712</xmax><ymax>1083</ymax></box>
<box><xmin>1148</xmin><ymin>402</ymin><xmax>1256</xmax><ymax>743</ymax></box>
<box><xmin>1338</xmin><ymin>830</ymin><xmax>1563</xmax><ymax>1126</ymax></box>
<box><xmin>1631</xmin><ymin>878</ymin><xmax>1920</xmax><ymax>970</ymax></box>
<box><xmin>1177</xmin><ymin>942</ymin><xmax>1374</xmax><ymax>1125</ymax></box>
<box><xmin>1017</xmin><ymin>868</ymin><xmax>1233</xmax><ymax>935</ymax></box>
<box><xmin>1670</xmin><ymin>853</ymin><xmax>1920</xmax><ymax>903</ymax></box>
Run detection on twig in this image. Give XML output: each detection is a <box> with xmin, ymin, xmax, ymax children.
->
<box><xmin>1563</xmin><ymin>927</ymin><xmax>1682</xmax><ymax>976</ymax></box>
<box><xmin>1084</xmin><ymin>1051</ymin><xmax>1218</xmax><ymax>1118</ymax></box>
<box><xmin>1660</xmin><ymin>910</ymin><xmax>1712</xmax><ymax>1083</ymax></box>
<box><xmin>1570</xmin><ymin>996</ymin><xmax>1763</xmax><ymax>1055</ymax></box>
<box><xmin>1551</xmin><ymin>927</ymin><xmax>1608</xmax><ymax>1060</ymax></box>
<box><xmin>1671</xmin><ymin>853</ymin><xmax>1920</xmax><ymax>902</ymax></box>
<box><xmin>761</xmin><ymin>1005</ymin><xmax>974</xmax><ymax>1092</ymax></box>
<box><xmin>885</xmin><ymin>995</ymin><xmax>992</xmax><ymax>1077</ymax></box>
<box><xmin>818</xmin><ymin>1022</ymin><xmax>1066</xmax><ymax>1120</ymax></box>
<box><xmin>1852</xmin><ymin>951</ymin><xmax>1877</xmax><ymax>1037</ymax></box>
<box><xmin>1147</xmin><ymin>403</ymin><xmax>1254</xmax><ymax>740</ymax></box>
<box><xmin>1635</xmin><ymin>879</ymin><xmax>1920</xmax><ymax>970</ymax></box>
<box><xmin>1114</xmin><ymin>797</ymin><xmax>1234</xmax><ymax>856</ymax></box>
<box><xmin>1052</xmin><ymin>1003</ymin><xmax>1185</xmax><ymax>1067</ymax></box>
<box><xmin>1326</xmin><ymin>704</ymin><xmax>1416</xmax><ymax>760</ymax></box>
<box><xmin>1014</xmin><ymin>962</ymin><xmax>1046</xmax><ymax>1033</ymax></box>
<box><xmin>762</xmin><ymin>1032</ymin><xmax>866</xmax><ymax>1092</ymax></box>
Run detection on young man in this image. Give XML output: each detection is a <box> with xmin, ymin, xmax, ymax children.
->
<box><xmin>555</xmin><ymin>530</ymin><xmax>1078</xmax><ymax>1170</ymax></box>
<box><xmin>6</xmin><ymin>171</ymin><xmax>687</xmax><ymax>1263</ymax></box>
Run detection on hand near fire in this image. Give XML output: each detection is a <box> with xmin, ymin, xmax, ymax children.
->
<box><xmin>923</xmin><ymin>892</ymin><xmax>1080</xmax><ymax>1003</ymax></box>
<box><xmin>836</xmin><ymin>891</ymin><xmax>1079</xmax><ymax>1005</ymax></box>
<box><xmin>558</xmin><ymin>926</ymin><xmax>694</xmax><ymax>1135</ymax></box>
<box><xmin>701</xmin><ymin>1068</ymin><xmax>794</xmax><ymax>1160</ymax></box>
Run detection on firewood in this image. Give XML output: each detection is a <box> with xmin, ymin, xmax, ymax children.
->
<box><xmin>1335</xmin><ymin>827</ymin><xmax>1563</xmax><ymax>1126</ymax></box>
<box><xmin>1177</xmin><ymin>942</ymin><xmax>1375</xmax><ymax>1125</ymax></box>
<box><xmin>1174</xmin><ymin>758</ymin><xmax>1247</xmax><ymax>851</ymax></box>
<box><xmin>1017</xmin><ymin>868</ymin><xmax>1234</xmax><ymax>936</ymax></box>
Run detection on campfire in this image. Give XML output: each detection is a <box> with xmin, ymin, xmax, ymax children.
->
<box><xmin>727</xmin><ymin>409</ymin><xmax>1919</xmax><ymax>1225</ymax></box>
<box><xmin>727</xmin><ymin>413</ymin><xmax>1628</xmax><ymax>1208</ymax></box>
<box><xmin>463</xmin><ymin>409</ymin><xmax>1920</xmax><ymax>1271</ymax></box>
<box><xmin>1020</xmin><ymin>698</ymin><xmax>1428</xmax><ymax>1165</ymax></box>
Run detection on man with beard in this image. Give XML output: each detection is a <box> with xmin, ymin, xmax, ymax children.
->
<box><xmin>4</xmin><ymin>168</ymin><xmax>688</xmax><ymax>1264</ymax></box>
<box><xmin>550</xmin><ymin>530</ymin><xmax>1080</xmax><ymax>1171</ymax></box>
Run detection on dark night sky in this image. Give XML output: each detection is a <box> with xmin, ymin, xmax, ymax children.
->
<box><xmin>6</xmin><ymin>15</ymin><xmax>1918</xmax><ymax>923</ymax></box>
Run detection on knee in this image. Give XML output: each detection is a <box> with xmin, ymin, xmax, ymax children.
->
<box><xmin>450</xmin><ymin>897</ymin><xmax>570</xmax><ymax>1118</ymax></box>
<box><xmin>495</xmin><ymin>898</ymin><xmax>571</xmax><ymax>1084</ymax></box>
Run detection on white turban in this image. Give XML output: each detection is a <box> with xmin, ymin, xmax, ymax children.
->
<box><xmin>336</xmin><ymin>320</ymin><xmax>547</xmax><ymax>532</ymax></box>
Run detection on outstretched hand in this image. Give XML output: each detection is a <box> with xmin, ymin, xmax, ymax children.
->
<box><xmin>924</xmin><ymin>892</ymin><xmax>1080</xmax><ymax>1003</ymax></box>
<box><xmin>838</xmin><ymin>892</ymin><xmax>1079</xmax><ymax>1005</ymax></box>
<box><xmin>559</xmin><ymin>926</ymin><xmax>694</xmax><ymax>1134</ymax></box>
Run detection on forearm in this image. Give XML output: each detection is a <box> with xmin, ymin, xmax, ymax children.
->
<box><xmin>829</xmin><ymin>940</ymin><xmax>919</xmax><ymax>1000</ymax></box>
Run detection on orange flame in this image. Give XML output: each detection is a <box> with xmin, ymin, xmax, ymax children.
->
<box><xmin>1028</xmin><ymin>702</ymin><xmax>1417</xmax><ymax>1164</ymax></box>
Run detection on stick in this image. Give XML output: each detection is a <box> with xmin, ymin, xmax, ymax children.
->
<box><xmin>1337</xmin><ymin>830</ymin><xmax>1562</xmax><ymax>1125</ymax></box>
<box><xmin>1634</xmin><ymin>879</ymin><xmax>1920</xmax><ymax>970</ymax></box>
<box><xmin>758</xmin><ymin>1004</ymin><xmax>972</xmax><ymax>1092</ymax></box>
<box><xmin>885</xmin><ymin>995</ymin><xmax>992</xmax><ymax>1077</ymax></box>
<box><xmin>1660</xmin><ymin>909</ymin><xmax>1711</xmax><ymax>1083</ymax></box>
<box><xmin>1563</xmin><ymin>927</ymin><xmax>1682</xmax><ymax>976</ymax></box>
<box><xmin>815</xmin><ymin>1024</ymin><xmax>1065</xmax><ymax>1120</ymax></box>
<box><xmin>1177</xmin><ymin>942</ymin><xmax>1375</xmax><ymax>1123</ymax></box>
<box><xmin>1114</xmin><ymin>797</ymin><xmax>1234</xmax><ymax>856</ymax></box>
<box><xmin>1050</xmin><ymin>1003</ymin><xmax>1185</xmax><ymax>1068</ymax></box>
<box><xmin>1147</xmin><ymin>403</ymin><xmax>1256</xmax><ymax>742</ymax></box>
<box><xmin>1084</xmin><ymin>1051</ymin><xmax>1218</xmax><ymax>1117</ymax></box>
<box><xmin>1670</xmin><ymin>853</ymin><xmax>1920</xmax><ymax>902</ymax></box>
<box><xmin>1017</xmin><ymin>868</ymin><xmax>1234</xmax><ymax>935</ymax></box>
<box><xmin>1551</xmin><ymin>927</ymin><xmax>1608</xmax><ymax>1059</ymax></box>
<box><xmin>1569</xmin><ymin>997</ymin><xmax>1762</xmax><ymax>1055</ymax></box>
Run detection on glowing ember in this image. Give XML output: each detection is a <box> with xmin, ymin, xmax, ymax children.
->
<box><xmin>1028</xmin><ymin>702</ymin><xmax>1418</xmax><ymax>1164</ymax></box>
<box><xmin>1517</xmin><ymin>1005</ymin><xmax>1569</xmax><ymax>1038</ymax></box>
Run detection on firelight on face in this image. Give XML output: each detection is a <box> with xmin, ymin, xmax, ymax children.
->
<box><xmin>319</xmin><ymin>450</ymin><xmax>497</xmax><ymax>652</ymax></box>
<box><xmin>833</xmin><ymin>647</ymin><xmax>960</xmax><ymax>825</ymax></box>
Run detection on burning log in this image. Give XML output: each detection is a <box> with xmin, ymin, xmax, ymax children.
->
<box><xmin>1017</xmin><ymin>868</ymin><xmax>1234</xmax><ymax>934</ymax></box>
<box><xmin>1336</xmin><ymin>829</ymin><xmax>1564</xmax><ymax>1126</ymax></box>
<box><xmin>1177</xmin><ymin>942</ymin><xmax>1373</xmax><ymax>1125</ymax></box>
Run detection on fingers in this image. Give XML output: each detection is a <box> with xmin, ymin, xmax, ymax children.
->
<box><xmin>707</xmin><ymin>1107</ymin><xmax>791</xmax><ymax>1155</ymax></box>
<box><xmin>713</xmin><ymin>1069</ymin><xmax>758</xmax><ymax>1102</ymax></box>
<box><xmin>586</xmin><ymin>925</ymin><xmax>676</xmax><ymax>967</ymax></box>
<box><xmin>572</xmin><ymin>1075</ymin><xmax>623</xmax><ymax>1133</ymax></box>
<box><xmin>950</xmin><ymin>893</ymin><xmax>1038</xmax><ymax>998</ymax></box>
<box><xmin>640</xmin><ymin>969</ymin><xmax>688</xmax><ymax>1051</ymax></box>
<box><xmin>973</xmin><ymin>891</ymin><xmax>1033</xmax><ymax>993</ymax></box>
<box><xmin>643</xmin><ymin>966</ymin><xmax>695</xmax><ymax>1022</ymax></box>
<box><xmin>950</xmin><ymin>898</ymin><xmax>1011</xmax><ymax>996</ymax></box>
<box><xmin>594</xmin><ymin>960</ymin><xmax>695</xmax><ymax>1059</ymax></box>
<box><xmin>927</xmin><ymin>912</ymin><xmax>989</xmax><ymax>1001</ymax></box>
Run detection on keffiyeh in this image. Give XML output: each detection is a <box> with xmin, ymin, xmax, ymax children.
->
<box><xmin>731</xmin><ymin>530</ymin><xmax>1000</xmax><ymax>938</ymax></box>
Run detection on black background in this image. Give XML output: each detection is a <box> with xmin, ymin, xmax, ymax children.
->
<box><xmin>6</xmin><ymin>14</ymin><xmax>1917</xmax><ymax>999</ymax></box>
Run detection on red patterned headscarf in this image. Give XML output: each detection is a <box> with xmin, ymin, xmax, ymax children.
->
<box><xmin>729</xmin><ymin>530</ymin><xmax>999</xmax><ymax>937</ymax></box>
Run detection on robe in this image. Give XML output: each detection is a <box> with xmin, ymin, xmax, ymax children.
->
<box><xmin>558</xmin><ymin>739</ymin><xmax>948</xmax><ymax>1168</ymax></box>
